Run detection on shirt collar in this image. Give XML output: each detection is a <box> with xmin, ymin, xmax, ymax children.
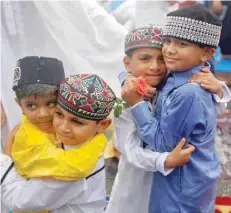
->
<box><xmin>172</xmin><ymin>62</ymin><xmax>211</xmax><ymax>88</ymax></box>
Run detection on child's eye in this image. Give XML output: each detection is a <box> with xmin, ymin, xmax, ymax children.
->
<box><xmin>55</xmin><ymin>111</ymin><xmax>62</xmax><ymax>117</ymax></box>
<box><xmin>72</xmin><ymin>120</ymin><xmax>84</xmax><ymax>125</ymax></box>
<box><xmin>47</xmin><ymin>102</ymin><xmax>57</xmax><ymax>108</ymax></box>
<box><xmin>179</xmin><ymin>41</ymin><xmax>188</xmax><ymax>46</ymax></box>
<box><xmin>164</xmin><ymin>38</ymin><xmax>171</xmax><ymax>44</ymax></box>
<box><xmin>27</xmin><ymin>104</ymin><xmax>36</xmax><ymax>109</ymax></box>
<box><xmin>140</xmin><ymin>57</ymin><xmax>149</xmax><ymax>61</ymax></box>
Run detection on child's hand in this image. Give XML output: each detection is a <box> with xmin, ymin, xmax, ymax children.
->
<box><xmin>122</xmin><ymin>76</ymin><xmax>156</xmax><ymax>106</ymax></box>
<box><xmin>144</xmin><ymin>84</ymin><xmax>157</xmax><ymax>101</ymax></box>
<box><xmin>164</xmin><ymin>138</ymin><xmax>195</xmax><ymax>169</ymax></box>
<box><xmin>121</xmin><ymin>76</ymin><xmax>144</xmax><ymax>106</ymax></box>
<box><xmin>4</xmin><ymin>124</ymin><xmax>21</xmax><ymax>157</ymax></box>
<box><xmin>189</xmin><ymin>68</ymin><xmax>223</xmax><ymax>98</ymax></box>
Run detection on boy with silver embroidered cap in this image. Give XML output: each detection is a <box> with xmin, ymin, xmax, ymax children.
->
<box><xmin>107</xmin><ymin>24</ymin><xmax>231</xmax><ymax>213</ymax></box>
<box><xmin>11</xmin><ymin>57</ymin><xmax>113</xmax><ymax>184</ymax></box>
<box><xmin>122</xmin><ymin>4</ymin><xmax>224</xmax><ymax>213</ymax></box>
<box><xmin>105</xmin><ymin>24</ymin><xmax>197</xmax><ymax>213</ymax></box>
<box><xmin>2</xmin><ymin>73</ymin><xmax>116</xmax><ymax>213</ymax></box>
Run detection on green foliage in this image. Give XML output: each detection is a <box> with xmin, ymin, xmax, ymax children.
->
<box><xmin>113</xmin><ymin>98</ymin><xmax>129</xmax><ymax>117</ymax></box>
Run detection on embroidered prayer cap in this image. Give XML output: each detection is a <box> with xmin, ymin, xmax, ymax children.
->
<box><xmin>163</xmin><ymin>4</ymin><xmax>222</xmax><ymax>48</ymax></box>
<box><xmin>12</xmin><ymin>56</ymin><xmax>65</xmax><ymax>91</ymax></box>
<box><xmin>124</xmin><ymin>24</ymin><xmax>164</xmax><ymax>54</ymax></box>
<box><xmin>58</xmin><ymin>74</ymin><xmax>117</xmax><ymax>121</ymax></box>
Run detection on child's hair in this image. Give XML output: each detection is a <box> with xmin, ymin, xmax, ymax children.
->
<box><xmin>126</xmin><ymin>49</ymin><xmax>135</xmax><ymax>58</ymax></box>
<box><xmin>15</xmin><ymin>83</ymin><xmax>59</xmax><ymax>101</ymax></box>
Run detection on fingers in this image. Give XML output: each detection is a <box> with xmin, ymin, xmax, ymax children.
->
<box><xmin>181</xmin><ymin>144</ymin><xmax>195</xmax><ymax>155</ymax></box>
<box><xmin>190</xmin><ymin>79</ymin><xmax>210</xmax><ymax>85</ymax></box>
<box><xmin>200</xmin><ymin>84</ymin><xmax>214</xmax><ymax>91</ymax></box>
<box><xmin>124</xmin><ymin>77</ymin><xmax>134</xmax><ymax>88</ymax></box>
<box><xmin>145</xmin><ymin>87</ymin><xmax>156</xmax><ymax>99</ymax></box>
<box><xmin>200</xmin><ymin>67</ymin><xmax>211</xmax><ymax>73</ymax></box>
<box><xmin>147</xmin><ymin>86</ymin><xmax>156</xmax><ymax>94</ymax></box>
<box><xmin>189</xmin><ymin>69</ymin><xmax>213</xmax><ymax>82</ymax></box>
<box><xmin>176</xmin><ymin>138</ymin><xmax>186</xmax><ymax>150</ymax></box>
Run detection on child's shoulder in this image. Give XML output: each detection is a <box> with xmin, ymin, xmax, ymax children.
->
<box><xmin>175</xmin><ymin>82</ymin><xmax>210</xmax><ymax>98</ymax></box>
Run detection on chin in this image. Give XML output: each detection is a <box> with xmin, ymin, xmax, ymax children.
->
<box><xmin>38</xmin><ymin>125</ymin><xmax>54</xmax><ymax>133</ymax></box>
<box><xmin>147</xmin><ymin>79</ymin><xmax>163</xmax><ymax>88</ymax></box>
<box><xmin>62</xmin><ymin>140</ymin><xmax>77</xmax><ymax>145</ymax></box>
<box><xmin>166</xmin><ymin>63</ymin><xmax>187</xmax><ymax>72</ymax></box>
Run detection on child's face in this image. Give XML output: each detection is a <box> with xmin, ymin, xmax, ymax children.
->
<box><xmin>18</xmin><ymin>95</ymin><xmax>57</xmax><ymax>133</ymax></box>
<box><xmin>124</xmin><ymin>48</ymin><xmax>167</xmax><ymax>87</ymax></box>
<box><xmin>53</xmin><ymin>105</ymin><xmax>111</xmax><ymax>145</ymax></box>
<box><xmin>162</xmin><ymin>37</ymin><xmax>212</xmax><ymax>71</ymax></box>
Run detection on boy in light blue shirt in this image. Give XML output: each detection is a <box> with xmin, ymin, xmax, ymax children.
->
<box><xmin>122</xmin><ymin>4</ymin><xmax>225</xmax><ymax>213</ymax></box>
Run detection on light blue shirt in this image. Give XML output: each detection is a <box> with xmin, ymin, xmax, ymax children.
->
<box><xmin>131</xmin><ymin>66</ymin><xmax>220</xmax><ymax>213</ymax></box>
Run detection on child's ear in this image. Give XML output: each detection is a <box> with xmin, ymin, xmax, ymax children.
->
<box><xmin>123</xmin><ymin>56</ymin><xmax>132</xmax><ymax>72</ymax></box>
<box><xmin>201</xmin><ymin>47</ymin><xmax>216</xmax><ymax>62</ymax></box>
<box><xmin>97</xmin><ymin>118</ymin><xmax>112</xmax><ymax>134</ymax></box>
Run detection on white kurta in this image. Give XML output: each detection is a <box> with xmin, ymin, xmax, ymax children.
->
<box><xmin>1</xmin><ymin>144</ymin><xmax>106</xmax><ymax>213</ymax></box>
<box><xmin>105</xmin><ymin>105</ymin><xmax>173</xmax><ymax>213</ymax></box>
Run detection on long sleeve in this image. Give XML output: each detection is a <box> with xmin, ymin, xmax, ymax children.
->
<box><xmin>114</xmin><ymin>108</ymin><xmax>173</xmax><ymax>175</ymax></box>
<box><xmin>213</xmin><ymin>81</ymin><xmax>231</xmax><ymax>115</ymax></box>
<box><xmin>12</xmin><ymin>127</ymin><xmax>107</xmax><ymax>180</ymax></box>
<box><xmin>118</xmin><ymin>71</ymin><xmax>132</xmax><ymax>86</ymax></box>
<box><xmin>131</xmin><ymin>85</ymin><xmax>205</xmax><ymax>152</ymax></box>
<box><xmin>1</xmin><ymin>154</ymin><xmax>87</xmax><ymax>212</ymax></box>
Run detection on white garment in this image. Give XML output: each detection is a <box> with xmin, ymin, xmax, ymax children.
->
<box><xmin>135</xmin><ymin>0</ymin><xmax>168</xmax><ymax>28</ymax></box>
<box><xmin>105</xmin><ymin>106</ymin><xmax>173</xmax><ymax>213</ymax></box>
<box><xmin>1</xmin><ymin>144</ymin><xmax>106</xmax><ymax>213</ymax></box>
<box><xmin>214</xmin><ymin>81</ymin><xmax>231</xmax><ymax>115</ymax></box>
<box><xmin>112</xmin><ymin>0</ymin><xmax>136</xmax><ymax>31</ymax></box>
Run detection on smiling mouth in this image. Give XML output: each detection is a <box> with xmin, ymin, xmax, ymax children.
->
<box><xmin>37</xmin><ymin>121</ymin><xmax>52</xmax><ymax>124</ymax></box>
<box><xmin>165</xmin><ymin>57</ymin><xmax>178</xmax><ymax>62</ymax></box>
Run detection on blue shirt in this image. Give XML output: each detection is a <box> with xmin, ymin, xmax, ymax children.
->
<box><xmin>131</xmin><ymin>66</ymin><xmax>220</xmax><ymax>213</ymax></box>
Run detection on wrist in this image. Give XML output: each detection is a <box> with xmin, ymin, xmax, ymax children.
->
<box><xmin>216</xmin><ymin>88</ymin><xmax>223</xmax><ymax>99</ymax></box>
<box><xmin>164</xmin><ymin>154</ymin><xmax>175</xmax><ymax>169</ymax></box>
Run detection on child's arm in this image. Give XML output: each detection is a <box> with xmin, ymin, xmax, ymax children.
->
<box><xmin>114</xmin><ymin>108</ymin><xmax>195</xmax><ymax>174</ymax></box>
<box><xmin>122</xmin><ymin>78</ymin><xmax>207</xmax><ymax>152</ymax></box>
<box><xmin>1</xmin><ymin>154</ymin><xmax>86</xmax><ymax>212</ymax></box>
<box><xmin>12</xmin><ymin>128</ymin><xmax>107</xmax><ymax>180</ymax></box>
<box><xmin>189</xmin><ymin>68</ymin><xmax>231</xmax><ymax>115</ymax></box>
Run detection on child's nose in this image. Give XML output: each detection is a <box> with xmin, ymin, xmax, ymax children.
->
<box><xmin>166</xmin><ymin>43</ymin><xmax>177</xmax><ymax>55</ymax></box>
<box><xmin>150</xmin><ymin>61</ymin><xmax>158</xmax><ymax>70</ymax></box>
<box><xmin>37</xmin><ymin>107</ymin><xmax>49</xmax><ymax>118</ymax></box>
<box><xmin>59</xmin><ymin>120</ymin><xmax>71</xmax><ymax>133</ymax></box>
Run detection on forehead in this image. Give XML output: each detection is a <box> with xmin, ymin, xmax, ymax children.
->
<box><xmin>166</xmin><ymin>37</ymin><xmax>197</xmax><ymax>45</ymax></box>
<box><xmin>56</xmin><ymin>105</ymin><xmax>95</xmax><ymax>123</ymax></box>
<box><xmin>133</xmin><ymin>47</ymin><xmax>163</xmax><ymax>56</ymax></box>
<box><xmin>21</xmin><ymin>95</ymin><xmax>57</xmax><ymax>103</ymax></box>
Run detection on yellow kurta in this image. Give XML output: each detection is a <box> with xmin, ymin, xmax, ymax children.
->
<box><xmin>12</xmin><ymin>115</ymin><xmax>107</xmax><ymax>213</ymax></box>
<box><xmin>12</xmin><ymin>115</ymin><xmax>107</xmax><ymax>180</ymax></box>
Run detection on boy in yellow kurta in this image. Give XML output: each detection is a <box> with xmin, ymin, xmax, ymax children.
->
<box><xmin>10</xmin><ymin>57</ymin><xmax>116</xmax><ymax>213</ymax></box>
